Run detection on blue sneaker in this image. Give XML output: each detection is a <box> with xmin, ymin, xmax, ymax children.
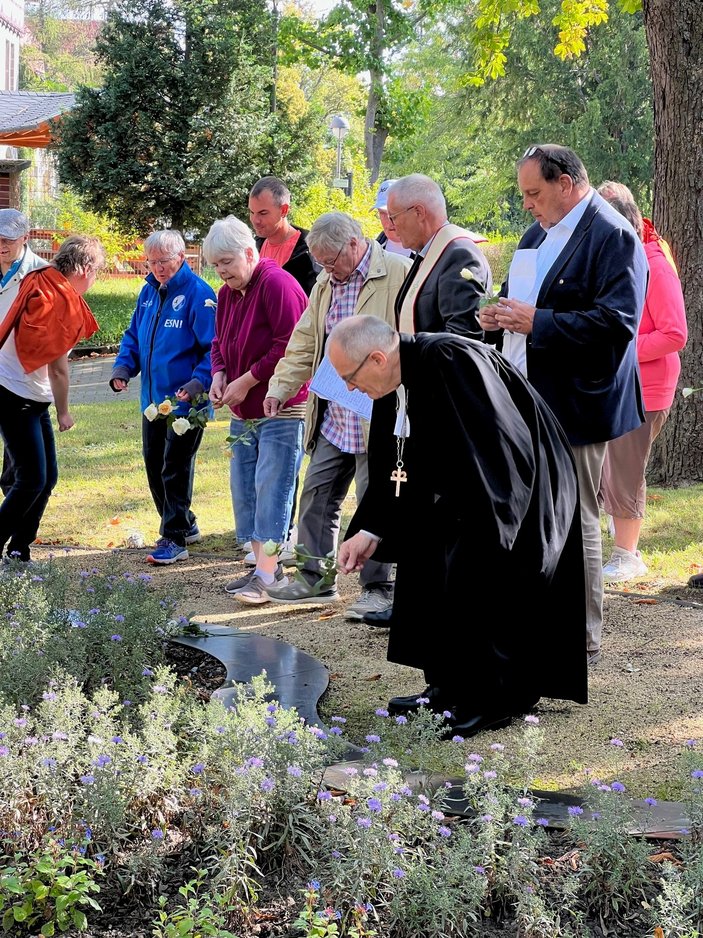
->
<box><xmin>185</xmin><ymin>524</ymin><xmax>202</xmax><ymax>545</ymax></box>
<box><xmin>147</xmin><ymin>539</ymin><xmax>188</xmax><ymax>565</ymax></box>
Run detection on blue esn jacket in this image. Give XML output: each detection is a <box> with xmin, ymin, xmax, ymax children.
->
<box><xmin>113</xmin><ymin>262</ymin><xmax>216</xmax><ymax>416</ymax></box>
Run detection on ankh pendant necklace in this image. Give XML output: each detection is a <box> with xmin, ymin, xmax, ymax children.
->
<box><xmin>391</xmin><ymin>385</ymin><xmax>409</xmax><ymax>497</ymax></box>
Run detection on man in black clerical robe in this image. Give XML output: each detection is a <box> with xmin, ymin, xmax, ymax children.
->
<box><xmin>330</xmin><ymin>316</ymin><xmax>587</xmax><ymax>737</ymax></box>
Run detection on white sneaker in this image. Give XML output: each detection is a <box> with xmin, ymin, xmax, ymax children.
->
<box><xmin>602</xmin><ymin>547</ymin><xmax>648</xmax><ymax>583</ymax></box>
<box><xmin>244</xmin><ymin>526</ymin><xmax>298</xmax><ymax>566</ymax></box>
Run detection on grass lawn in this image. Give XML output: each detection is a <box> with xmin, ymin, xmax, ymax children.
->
<box><xmin>20</xmin><ymin>399</ymin><xmax>703</xmax><ymax>588</ymax></box>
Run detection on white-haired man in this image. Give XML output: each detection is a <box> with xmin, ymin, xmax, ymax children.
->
<box><xmin>263</xmin><ymin>211</ymin><xmax>411</xmax><ymax>619</ymax></box>
<box><xmin>388</xmin><ymin>173</ymin><xmax>492</xmax><ymax>336</ymax></box>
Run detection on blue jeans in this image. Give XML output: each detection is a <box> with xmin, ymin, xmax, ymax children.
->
<box><xmin>229</xmin><ymin>416</ymin><xmax>304</xmax><ymax>545</ymax></box>
<box><xmin>0</xmin><ymin>384</ymin><xmax>58</xmax><ymax>560</ymax></box>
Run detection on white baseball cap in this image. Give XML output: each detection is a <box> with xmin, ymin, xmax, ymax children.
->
<box><xmin>0</xmin><ymin>209</ymin><xmax>30</xmax><ymax>240</ymax></box>
<box><xmin>372</xmin><ymin>179</ymin><xmax>397</xmax><ymax>211</ymax></box>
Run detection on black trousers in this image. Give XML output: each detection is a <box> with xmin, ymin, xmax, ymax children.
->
<box><xmin>0</xmin><ymin>385</ymin><xmax>58</xmax><ymax>560</ymax></box>
<box><xmin>141</xmin><ymin>416</ymin><xmax>204</xmax><ymax>546</ymax></box>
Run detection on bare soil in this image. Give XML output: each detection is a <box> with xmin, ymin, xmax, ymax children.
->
<box><xmin>33</xmin><ymin>540</ymin><xmax>703</xmax><ymax>799</ymax></box>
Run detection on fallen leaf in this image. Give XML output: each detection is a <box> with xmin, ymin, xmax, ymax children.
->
<box><xmin>106</xmin><ymin>541</ymin><xmax>114</xmax><ymax>548</ymax></box>
<box><xmin>318</xmin><ymin>613</ymin><xmax>337</xmax><ymax>620</ymax></box>
<box><xmin>653</xmin><ymin>928</ymin><xmax>664</xmax><ymax>938</ymax></box>
<box><xmin>649</xmin><ymin>851</ymin><xmax>682</xmax><ymax>866</ymax></box>
<box><xmin>109</xmin><ymin>517</ymin><xmax>122</xmax><ymax>525</ymax></box>
<box><xmin>634</xmin><ymin>599</ymin><xmax>658</xmax><ymax>605</ymax></box>
<box><xmin>329</xmin><ymin>672</ymin><xmax>342</xmax><ymax>680</ymax></box>
<box><xmin>365</xmin><ymin>673</ymin><xmax>382</xmax><ymax>681</ymax></box>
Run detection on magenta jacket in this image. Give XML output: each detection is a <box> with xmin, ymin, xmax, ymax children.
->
<box><xmin>210</xmin><ymin>258</ymin><xmax>309</xmax><ymax>419</ymax></box>
<box><xmin>637</xmin><ymin>240</ymin><xmax>687</xmax><ymax>411</ymax></box>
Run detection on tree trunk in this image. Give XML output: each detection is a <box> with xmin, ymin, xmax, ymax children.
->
<box><xmin>643</xmin><ymin>0</ymin><xmax>703</xmax><ymax>485</ymax></box>
<box><xmin>364</xmin><ymin>0</ymin><xmax>386</xmax><ymax>183</ymax></box>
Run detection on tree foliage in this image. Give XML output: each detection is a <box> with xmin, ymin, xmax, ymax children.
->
<box><xmin>383</xmin><ymin>1</ymin><xmax>652</xmax><ymax>234</ymax></box>
<box><xmin>20</xmin><ymin>15</ymin><xmax>102</xmax><ymax>90</ymax></box>
<box><xmin>55</xmin><ymin>0</ymin><xmax>320</xmax><ymax>235</ymax></box>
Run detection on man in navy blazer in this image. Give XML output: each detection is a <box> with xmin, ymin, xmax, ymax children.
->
<box><xmin>480</xmin><ymin>144</ymin><xmax>648</xmax><ymax>666</ymax></box>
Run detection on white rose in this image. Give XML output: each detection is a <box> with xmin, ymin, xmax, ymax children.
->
<box><xmin>262</xmin><ymin>539</ymin><xmax>280</xmax><ymax>557</ymax></box>
<box><xmin>460</xmin><ymin>267</ymin><xmax>474</xmax><ymax>281</ymax></box>
<box><xmin>158</xmin><ymin>399</ymin><xmax>174</xmax><ymax>416</ymax></box>
<box><xmin>172</xmin><ymin>417</ymin><xmax>191</xmax><ymax>436</ymax></box>
<box><xmin>143</xmin><ymin>403</ymin><xmax>159</xmax><ymax>421</ymax></box>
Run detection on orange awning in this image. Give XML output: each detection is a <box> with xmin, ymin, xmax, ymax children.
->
<box><xmin>0</xmin><ymin>122</ymin><xmax>54</xmax><ymax>148</ymax></box>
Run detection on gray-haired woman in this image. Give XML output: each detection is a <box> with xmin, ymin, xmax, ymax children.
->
<box><xmin>110</xmin><ymin>230</ymin><xmax>216</xmax><ymax>565</ymax></box>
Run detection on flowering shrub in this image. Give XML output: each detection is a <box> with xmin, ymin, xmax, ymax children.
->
<box><xmin>1</xmin><ymin>561</ymin><xmax>702</xmax><ymax>936</ymax></box>
<box><xmin>0</xmin><ymin>557</ymin><xmax>179</xmax><ymax>710</ymax></box>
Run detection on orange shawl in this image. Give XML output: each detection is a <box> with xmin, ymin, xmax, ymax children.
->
<box><xmin>0</xmin><ymin>266</ymin><xmax>99</xmax><ymax>373</ymax></box>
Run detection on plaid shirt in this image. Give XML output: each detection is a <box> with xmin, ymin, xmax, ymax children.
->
<box><xmin>320</xmin><ymin>242</ymin><xmax>372</xmax><ymax>454</ymax></box>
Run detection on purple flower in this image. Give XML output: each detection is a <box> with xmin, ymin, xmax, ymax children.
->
<box><xmin>41</xmin><ymin>757</ymin><xmax>57</xmax><ymax>768</ymax></box>
<box><xmin>357</xmin><ymin>817</ymin><xmax>372</xmax><ymax>829</ymax></box>
<box><xmin>467</xmin><ymin>753</ymin><xmax>483</xmax><ymax>763</ymax></box>
<box><xmin>80</xmin><ymin>774</ymin><xmax>95</xmax><ymax>785</ymax></box>
<box><xmin>317</xmin><ymin>790</ymin><xmax>332</xmax><ymax>801</ymax></box>
<box><xmin>481</xmin><ymin>814</ymin><xmax>493</xmax><ymax>822</ymax></box>
<box><xmin>0</xmin><ymin>746</ymin><xmax>9</xmax><ymax>757</ymax></box>
<box><xmin>136</xmin><ymin>755</ymin><xmax>148</xmax><ymax>765</ymax></box>
<box><xmin>52</xmin><ymin>731</ymin><xmax>68</xmax><ymax>741</ymax></box>
<box><xmin>329</xmin><ymin>726</ymin><xmax>343</xmax><ymax>736</ymax></box>
<box><xmin>111</xmin><ymin>736</ymin><xmax>123</xmax><ymax>744</ymax></box>
<box><xmin>382</xmin><ymin>757</ymin><xmax>398</xmax><ymax>767</ymax></box>
<box><xmin>110</xmin><ymin>634</ymin><xmax>122</xmax><ymax>642</ymax></box>
<box><xmin>367</xmin><ymin>798</ymin><xmax>383</xmax><ymax>813</ymax></box>
<box><xmin>114</xmin><ymin>615</ymin><xmax>125</xmax><ymax>623</ymax></box>
<box><xmin>513</xmin><ymin>815</ymin><xmax>529</xmax><ymax>827</ymax></box>
<box><xmin>536</xmin><ymin>817</ymin><xmax>549</xmax><ymax>827</ymax></box>
<box><xmin>483</xmin><ymin>770</ymin><xmax>497</xmax><ymax>780</ymax></box>
<box><xmin>611</xmin><ymin>781</ymin><xmax>626</xmax><ymax>792</ymax></box>
<box><xmin>287</xmin><ymin>765</ymin><xmax>303</xmax><ymax>777</ymax></box>
<box><xmin>395</xmin><ymin>715</ymin><xmax>407</xmax><ymax>725</ymax></box>
<box><xmin>153</xmin><ymin>685</ymin><xmax>168</xmax><ymax>694</ymax></box>
<box><xmin>93</xmin><ymin>754</ymin><xmax>111</xmax><ymax>768</ymax></box>
<box><xmin>246</xmin><ymin>757</ymin><xmax>264</xmax><ymax>768</ymax></box>
<box><xmin>518</xmin><ymin>797</ymin><xmax>533</xmax><ymax>807</ymax></box>
<box><xmin>391</xmin><ymin>868</ymin><xmax>405</xmax><ymax>878</ymax></box>
<box><xmin>610</xmin><ymin>737</ymin><xmax>624</xmax><ymax>747</ymax></box>
<box><xmin>691</xmin><ymin>770</ymin><xmax>703</xmax><ymax>779</ymax></box>
<box><xmin>431</xmin><ymin>810</ymin><xmax>444</xmax><ymax>820</ymax></box>
<box><xmin>265</xmin><ymin>717</ymin><xmax>277</xmax><ymax>727</ymax></box>
<box><xmin>437</xmin><ymin>825</ymin><xmax>452</xmax><ymax>837</ymax></box>
<box><xmin>474</xmin><ymin>866</ymin><xmax>486</xmax><ymax>875</ymax></box>
<box><xmin>363</xmin><ymin>767</ymin><xmax>378</xmax><ymax>777</ymax></box>
<box><xmin>191</xmin><ymin>763</ymin><xmax>205</xmax><ymax>774</ymax></box>
<box><xmin>42</xmin><ymin>692</ymin><xmax>57</xmax><ymax>701</ymax></box>
<box><xmin>260</xmin><ymin>777</ymin><xmax>275</xmax><ymax>792</ymax></box>
<box><xmin>524</xmin><ymin>715</ymin><xmax>540</xmax><ymax>725</ymax></box>
<box><xmin>568</xmin><ymin>806</ymin><xmax>584</xmax><ymax>816</ymax></box>
<box><xmin>151</xmin><ymin>829</ymin><xmax>164</xmax><ymax>840</ymax></box>
<box><xmin>142</xmin><ymin>668</ymin><xmax>153</xmax><ymax>677</ymax></box>
<box><xmin>375</xmin><ymin>708</ymin><xmax>389</xmax><ymax>717</ymax></box>
<box><xmin>331</xmin><ymin>716</ymin><xmax>347</xmax><ymax>723</ymax></box>
<box><xmin>644</xmin><ymin>797</ymin><xmax>657</xmax><ymax>807</ymax></box>
<box><xmin>189</xmin><ymin>788</ymin><xmax>202</xmax><ymax>797</ymax></box>
<box><xmin>365</xmin><ymin>734</ymin><xmax>381</xmax><ymax>744</ymax></box>
<box><xmin>490</xmin><ymin>743</ymin><xmax>505</xmax><ymax>751</ymax></box>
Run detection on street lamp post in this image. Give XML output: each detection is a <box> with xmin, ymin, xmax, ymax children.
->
<box><xmin>328</xmin><ymin>114</ymin><xmax>352</xmax><ymax>197</ymax></box>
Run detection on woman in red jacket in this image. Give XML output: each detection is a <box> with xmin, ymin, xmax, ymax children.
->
<box><xmin>598</xmin><ymin>196</ymin><xmax>687</xmax><ymax>582</ymax></box>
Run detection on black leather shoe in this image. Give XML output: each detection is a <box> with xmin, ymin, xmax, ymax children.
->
<box><xmin>443</xmin><ymin>711</ymin><xmax>514</xmax><ymax>739</ymax></box>
<box><xmin>363</xmin><ymin>607</ymin><xmax>392</xmax><ymax>627</ymax></box>
<box><xmin>688</xmin><ymin>573</ymin><xmax>703</xmax><ymax>588</ymax></box>
<box><xmin>388</xmin><ymin>686</ymin><xmax>452</xmax><ymax>716</ymax></box>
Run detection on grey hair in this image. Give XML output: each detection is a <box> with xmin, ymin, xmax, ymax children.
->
<box><xmin>597</xmin><ymin>180</ymin><xmax>635</xmax><ymax>203</ymax></box>
<box><xmin>328</xmin><ymin>315</ymin><xmax>397</xmax><ymax>360</ymax></box>
<box><xmin>143</xmin><ymin>229</ymin><xmax>186</xmax><ymax>256</ymax></box>
<box><xmin>202</xmin><ymin>215</ymin><xmax>258</xmax><ymax>264</ymax></box>
<box><xmin>249</xmin><ymin>175</ymin><xmax>291</xmax><ymax>206</ymax></box>
<box><xmin>307</xmin><ymin>212</ymin><xmax>363</xmax><ymax>255</ymax></box>
<box><xmin>53</xmin><ymin>235</ymin><xmax>105</xmax><ymax>275</ymax></box>
<box><xmin>389</xmin><ymin>174</ymin><xmax>446</xmax><ymax>216</ymax></box>
<box><xmin>604</xmin><ymin>196</ymin><xmax>643</xmax><ymax>240</ymax></box>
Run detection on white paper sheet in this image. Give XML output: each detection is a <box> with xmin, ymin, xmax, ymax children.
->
<box><xmin>309</xmin><ymin>355</ymin><xmax>373</xmax><ymax>420</ymax></box>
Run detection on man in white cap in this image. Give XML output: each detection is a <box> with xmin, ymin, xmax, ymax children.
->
<box><xmin>0</xmin><ymin>210</ymin><xmax>47</xmax><ymax>494</ymax></box>
<box><xmin>372</xmin><ymin>180</ymin><xmax>413</xmax><ymax>257</ymax></box>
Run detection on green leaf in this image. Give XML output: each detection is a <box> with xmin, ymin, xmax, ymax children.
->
<box><xmin>71</xmin><ymin>909</ymin><xmax>88</xmax><ymax>930</ymax></box>
<box><xmin>40</xmin><ymin>922</ymin><xmax>55</xmax><ymax>936</ymax></box>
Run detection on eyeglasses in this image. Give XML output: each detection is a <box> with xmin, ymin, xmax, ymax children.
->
<box><xmin>387</xmin><ymin>205</ymin><xmax>417</xmax><ymax>223</ymax></box>
<box><xmin>522</xmin><ymin>146</ymin><xmax>568</xmax><ymax>173</ymax></box>
<box><xmin>319</xmin><ymin>243</ymin><xmax>347</xmax><ymax>270</ymax></box>
<box><xmin>146</xmin><ymin>253</ymin><xmax>179</xmax><ymax>269</ymax></box>
<box><xmin>340</xmin><ymin>351</ymin><xmax>372</xmax><ymax>385</ymax></box>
